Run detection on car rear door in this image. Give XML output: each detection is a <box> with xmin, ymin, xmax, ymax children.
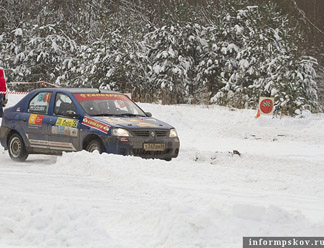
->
<box><xmin>20</xmin><ymin>91</ymin><xmax>52</xmax><ymax>150</ymax></box>
<box><xmin>47</xmin><ymin>92</ymin><xmax>81</xmax><ymax>151</ymax></box>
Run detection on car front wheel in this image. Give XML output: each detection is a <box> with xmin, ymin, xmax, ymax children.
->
<box><xmin>8</xmin><ymin>133</ymin><xmax>29</xmax><ymax>162</ymax></box>
<box><xmin>86</xmin><ymin>139</ymin><xmax>105</xmax><ymax>153</ymax></box>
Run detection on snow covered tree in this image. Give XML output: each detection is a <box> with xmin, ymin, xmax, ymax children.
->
<box><xmin>71</xmin><ymin>12</ymin><xmax>150</xmax><ymax>101</ymax></box>
<box><xmin>2</xmin><ymin>23</ymin><xmax>78</xmax><ymax>85</ymax></box>
<box><xmin>0</xmin><ymin>0</ymin><xmax>320</xmax><ymax>114</ymax></box>
<box><xmin>197</xmin><ymin>2</ymin><xmax>319</xmax><ymax>114</ymax></box>
<box><xmin>145</xmin><ymin>23</ymin><xmax>207</xmax><ymax>104</ymax></box>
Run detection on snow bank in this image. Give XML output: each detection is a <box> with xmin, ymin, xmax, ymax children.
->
<box><xmin>0</xmin><ymin>197</ymin><xmax>116</xmax><ymax>248</ymax></box>
<box><xmin>47</xmin><ymin>150</ymin><xmax>324</xmax><ymax>248</ymax></box>
<box><xmin>146</xmin><ymin>203</ymin><xmax>324</xmax><ymax>248</ymax></box>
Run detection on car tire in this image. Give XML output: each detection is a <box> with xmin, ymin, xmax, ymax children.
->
<box><xmin>86</xmin><ymin>139</ymin><xmax>105</xmax><ymax>153</ymax></box>
<box><xmin>8</xmin><ymin>133</ymin><xmax>29</xmax><ymax>162</ymax></box>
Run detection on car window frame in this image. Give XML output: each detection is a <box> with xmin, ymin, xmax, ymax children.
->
<box><xmin>53</xmin><ymin>92</ymin><xmax>78</xmax><ymax>117</ymax></box>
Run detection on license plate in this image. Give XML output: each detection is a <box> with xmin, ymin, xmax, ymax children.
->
<box><xmin>143</xmin><ymin>143</ymin><xmax>166</xmax><ymax>151</ymax></box>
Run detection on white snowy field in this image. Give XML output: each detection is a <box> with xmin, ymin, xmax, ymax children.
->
<box><xmin>0</xmin><ymin>94</ymin><xmax>324</xmax><ymax>248</ymax></box>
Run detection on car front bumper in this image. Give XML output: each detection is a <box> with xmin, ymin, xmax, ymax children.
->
<box><xmin>103</xmin><ymin>135</ymin><xmax>180</xmax><ymax>160</ymax></box>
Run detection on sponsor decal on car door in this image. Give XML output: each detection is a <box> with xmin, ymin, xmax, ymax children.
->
<box><xmin>48</xmin><ymin>116</ymin><xmax>79</xmax><ymax>151</ymax></box>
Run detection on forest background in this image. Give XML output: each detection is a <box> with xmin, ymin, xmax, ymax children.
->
<box><xmin>0</xmin><ymin>0</ymin><xmax>323</xmax><ymax>115</ymax></box>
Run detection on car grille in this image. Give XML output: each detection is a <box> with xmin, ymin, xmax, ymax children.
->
<box><xmin>132</xmin><ymin>148</ymin><xmax>171</xmax><ymax>156</ymax></box>
<box><xmin>131</xmin><ymin>130</ymin><xmax>168</xmax><ymax>137</ymax></box>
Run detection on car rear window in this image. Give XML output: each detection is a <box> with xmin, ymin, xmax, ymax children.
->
<box><xmin>28</xmin><ymin>92</ymin><xmax>52</xmax><ymax>114</ymax></box>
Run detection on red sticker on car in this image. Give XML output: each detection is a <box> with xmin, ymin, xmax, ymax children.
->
<box><xmin>82</xmin><ymin>117</ymin><xmax>110</xmax><ymax>134</ymax></box>
<box><xmin>74</xmin><ymin>93</ymin><xmax>131</xmax><ymax>102</ymax></box>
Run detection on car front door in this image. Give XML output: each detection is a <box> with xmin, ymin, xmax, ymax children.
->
<box><xmin>47</xmin><ymin>93</ymin><xmax>81</xmax><ymax>152</ymax></box>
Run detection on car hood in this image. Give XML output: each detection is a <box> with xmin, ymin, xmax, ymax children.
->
<box><xmin>92</xmin><ymin>116</ymin><xmax>174</xmax><ymax>129</ymax></box>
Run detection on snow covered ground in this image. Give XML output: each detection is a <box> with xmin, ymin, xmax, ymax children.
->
<box><xmin>1</xmin><ymin>95</ymin><xmax>324</xmax><ymax>248</ymax></box>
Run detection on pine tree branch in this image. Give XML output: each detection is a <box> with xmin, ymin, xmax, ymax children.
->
<box><xmin>291</xmin><ymin>0</ymin><xmax>324</xmax><ymax>36</ymax></box>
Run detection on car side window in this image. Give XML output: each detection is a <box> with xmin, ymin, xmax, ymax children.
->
<box><xmin>28</xmin><ymin>92</ymin><xmax>52</xmax><ymax>114</ymax></box>
<box><xmin>54</xmin><ymin>93</ymin><xmax>77</xmax><ymax>116</ymax></box>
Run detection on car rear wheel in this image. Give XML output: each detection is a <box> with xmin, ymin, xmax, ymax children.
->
<box><xmin>8</xmin><ymin>133</ymin><xmax>28</xmax><ymax>162</ymax></box>
<box><xmin>86</xmin><ymin>139</ymin><xmax>105</xmax><ymax>153</ymax></box>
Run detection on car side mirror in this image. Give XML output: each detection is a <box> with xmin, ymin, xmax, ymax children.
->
<box><xmin>145</xmin><ymin>112</ymin><xmax>152</xmax><ymax>117</ymax></box>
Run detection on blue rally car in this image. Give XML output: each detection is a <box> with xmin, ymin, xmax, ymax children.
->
<box><xmin>0</xmin><ymin>88</ymin><xmax>180</xmax><ymax>162</ymax></box>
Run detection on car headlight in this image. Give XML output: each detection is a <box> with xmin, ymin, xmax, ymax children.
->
<box><xmin>169</xmin><ymin>129</ymin><xmax>178</xmax><ymax>137</ymax></box>
<box><xmin>112</xmin><ymin>128</ymin><xmax>132</xmax><ymax>137</ymax></box>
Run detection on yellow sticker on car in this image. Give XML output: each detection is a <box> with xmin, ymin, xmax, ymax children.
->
<box><xmin>137</xmin><ymin>122</ymin><xmax>158</xmax><ymax>127</ymax></box>
<box><xmin>56</xmin><ymin>118</ymin><xmax>78</xmax><ymax>128</ymax></box>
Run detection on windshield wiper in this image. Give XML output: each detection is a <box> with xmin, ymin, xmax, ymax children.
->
<box><xmin>118</xmin><ymin>113</ymin><xmax>146</xmax><ymax>117</ymax></box>
<box><xmin>91</xmin><ymin>114</ymin><xmax>119</xmax><ymax>116</ymax></box>
<box><xmin>91</xmin><ymin>113</ymin><xmax>146</xmax><ymax>117</ymax></box>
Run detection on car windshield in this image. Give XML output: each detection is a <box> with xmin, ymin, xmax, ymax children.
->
<box><xmin>74</xmin><ymin>93</ymin><xmax>146</xmax><ymax>117</ymax></box>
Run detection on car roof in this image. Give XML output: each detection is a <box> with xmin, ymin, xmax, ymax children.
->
<box><xmin>30</xmin><ymin>88</ymin><xmax>122</xmax><ymax>94</ymax></box>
